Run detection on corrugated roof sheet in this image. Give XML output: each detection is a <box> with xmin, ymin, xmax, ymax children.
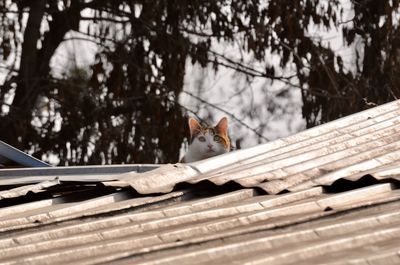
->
<box><xmin>103</xmin><ymin>99</ymin><xmax>400</xmax><ymax>194</ymax></box>
<box><xmin>1</xmin><ymin>99</ymin><xmax>400</xmax><ymax>264</ymax></box>
<box><xmin>1</xmin><ymin>183</ymin><xmax>400</xmax><ymax>264</ymax></box>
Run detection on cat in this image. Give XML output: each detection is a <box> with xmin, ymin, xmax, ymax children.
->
<box><xmin>181</xmin><ymin>117</ymin><xmax>231</xmax><ymax>163</ymax></box>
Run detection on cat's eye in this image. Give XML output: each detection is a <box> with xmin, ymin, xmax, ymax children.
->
<box><xmin>213</xmin><ymin>135</ymin><xmax>222</xmax><ymax>142</ymax></box>
<box><xmin>198</xmin><ymin>136</ymin><xmax>206</xmax><ymax>142</ymax></box>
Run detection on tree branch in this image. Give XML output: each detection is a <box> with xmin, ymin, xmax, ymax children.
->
<box><xmin>80</xmin><ymin>16</ymin><xmax>130</xmax><ymax>23</ymax></box>
<box><xmin>182</xmin><ymin>90</ymin><xmax>270</xmax><ymax>141</ymax></box>
<box><xmin>12</xmin><ymin>0</ymin><xmax>46</xmax><ymax>109</ymax></box>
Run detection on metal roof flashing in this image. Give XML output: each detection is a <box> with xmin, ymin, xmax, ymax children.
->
<box><xmin>0</xmin><ymin>140</ymin><xmax>50</xmax><ymax>168</ymax></box>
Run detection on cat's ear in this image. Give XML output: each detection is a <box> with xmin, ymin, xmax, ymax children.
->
<box><xmin>215</xmin><ymin>117</ymin><xmax>228</xmax><ymax>135</ymax></box>
<box><xmin>188</xmin><ymin>117</ymin><xmax>201</xmax><ymax>137</ymax></box>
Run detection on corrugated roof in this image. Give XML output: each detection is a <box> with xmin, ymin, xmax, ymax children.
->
<box><xmin>1</xmin><ymin>183</ymin><xmax>400</xmax><ymax>264</ymax></box>
<box><xmin>104</xmin><ymin>99</ymin><xmax>400</xmax><ymax>194</ymax></box>
<box><xmin>1</xmin><ymin>99</ymin><xmax>400</xmax><ymax>264</ymax></box>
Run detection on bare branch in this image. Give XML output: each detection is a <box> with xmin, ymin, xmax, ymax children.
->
<box><xmin>182</xmin><ymin>90</ymin><xmax>270</xmax><ymax>142</ymax></box>
<box><xmin>208</xmin><ymin>49</ymin><xmax>296</xmax><ymax>80</ymax></box>
<box><xmin>80</xmin><ymin>16</ymin><xmax>130</xmax><ymax>23</ymax></box>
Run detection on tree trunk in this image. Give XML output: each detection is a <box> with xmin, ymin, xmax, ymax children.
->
<box><xmin>0</xmin><ymin>0</ymin><xmax>46</xmax><ymax>148</ymax></box>
<box><xmin>1</xmin><ymin>1</ymin><xmax>81</xmax><ymax>149</ymax></box>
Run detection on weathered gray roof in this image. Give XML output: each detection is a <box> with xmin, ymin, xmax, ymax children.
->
<box><xmin>1</xmin><ymin>99</ymin><xmax>400</xmax><ymax>264</ymax></box>
<box><xmin>104</xmin><ymin>98</ymin><xmax>400</xmax><ymax>194</ymax></box>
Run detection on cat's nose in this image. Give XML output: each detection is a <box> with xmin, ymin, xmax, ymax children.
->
<box><xmin>207</xmin><ymin>144</ymin><xmax>213</xmax><ymax>149</ymax></box>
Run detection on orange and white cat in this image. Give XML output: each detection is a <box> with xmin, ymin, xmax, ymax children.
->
<box><xmin>181</xmin><ymin>117</ymin><xmax>231</xmax><ymax>163</ymax></box>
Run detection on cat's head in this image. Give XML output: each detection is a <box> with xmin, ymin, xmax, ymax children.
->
<box><xmin>187</xmin><ymin>117</ymin><xmax>230</xmax><ymax>160</ymax></box>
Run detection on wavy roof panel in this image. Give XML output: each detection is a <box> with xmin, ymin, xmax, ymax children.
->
<box><xmin>110</xmin><ymin>99</ymin><xmax>400</xmax><ymax>194</ymax></box>
<box><xmin>1</xmin><ymin>100</ymin><xmax>400</xmax><ymax>264</ymax></box>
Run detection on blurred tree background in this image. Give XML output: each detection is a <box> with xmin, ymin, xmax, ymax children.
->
<box><xmin>0</xmin><ymin>0</ymin><xmax>399</xmax><ymax>165</ymax></box>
